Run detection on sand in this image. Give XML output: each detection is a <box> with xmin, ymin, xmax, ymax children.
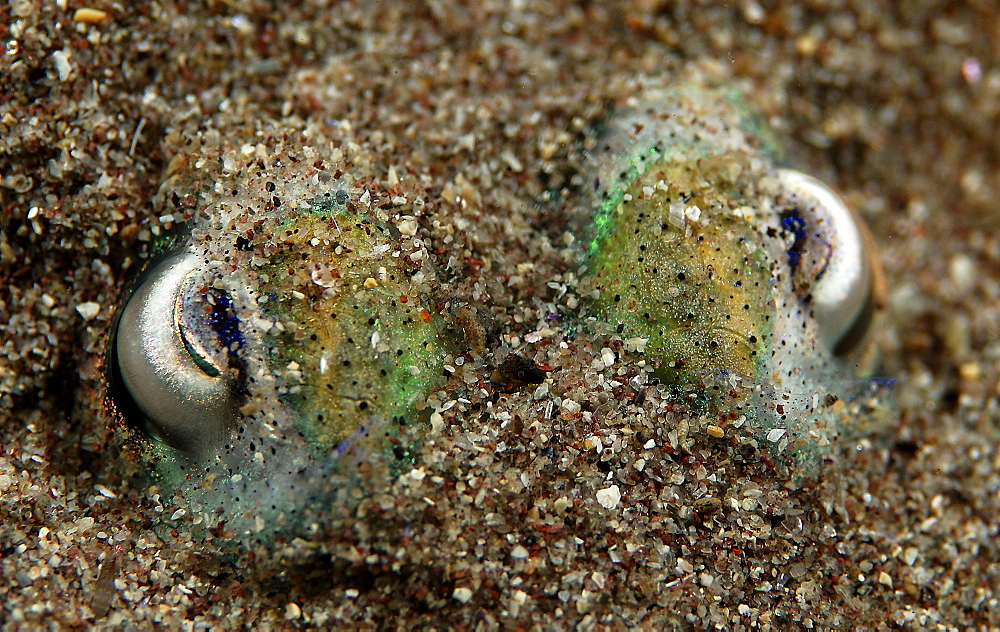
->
<box><xmin>2</xmin><ymin>1</ymin><xmax>998</xmax><ymax>629</ymax></box>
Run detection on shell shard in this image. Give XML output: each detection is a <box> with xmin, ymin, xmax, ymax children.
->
<box><xmin>579</xmin><ymin>78</ymin><xmax>892</xmax><ymax>468</ymax></box>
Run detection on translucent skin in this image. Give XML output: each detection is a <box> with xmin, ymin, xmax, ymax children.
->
<box><xmin>581</xmin><ymin>80</ymin><xmax>890</xmax><ymax>463</ymax></box>
<box><xmin>249</xmin><ymin>196</ymin><xmax>447</xmax><ymax>453</ymax></box>
<box><xmin>112</xmin><ymin>157</ymin><xmax>453</xmax><ymax>537</ymax></box>
<box><xmin>111</xmin><ymin>81</ymin><xmax>891</xmax><ymax>539</ymax></box>
<box><xmin>587</xmin><ymin>152</ymin><xmax>773</xmax><ymax>384</ymax></box>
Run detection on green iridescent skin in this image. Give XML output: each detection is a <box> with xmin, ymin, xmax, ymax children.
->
<box><xmin>587</xmin><ymin>152</ymin><xmax>773</xmax><ymax>383</ymax></box>
<box><xmin>253</xmin><ymin>198</ymin><xmax>446</xmax><ymax>455</ymax></box>
<box><xmin>110</xmin><ymin>157</ymin><xmax>454</xmax><ymax>537</ymax></box>
<box><xmin>580</xmin><ymin>79</ymin><xmax>891</xmax><ymax>462</ymax></box>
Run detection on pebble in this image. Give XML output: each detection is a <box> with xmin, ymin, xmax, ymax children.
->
<box><xmin>452</xmin><ymin>587</ymin><xmax>473</xmax><ymax>604</ymax></box>
<box><xmin>596</xmin><ymin>485</ymin><xmax>621</xmax><ymax>510</ymax></box>
<box><xmin>76</xmin><ymin>302</ymin><xmax>100</xmax><ymax>321</ymax></box>
<box><xmin>73</xmin><ymin>8</ymin><xmax>109</xmax><ymax>24</ymax></box>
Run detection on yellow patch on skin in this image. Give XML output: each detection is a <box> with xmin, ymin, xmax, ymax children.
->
<box><xmin>588</xmin><ymin>154</ymin><xmax>771</xmax><ymax>382</ymax></box>
<box><xmin>254</xmin><ymin>210</ymin><xmax>447</xmax><ymax>451</ymax></box>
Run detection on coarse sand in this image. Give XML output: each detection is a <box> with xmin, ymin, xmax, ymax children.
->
<box><xmin>2</xmin><ymin>1</ymin><xmax>999</xmax><ymax>629</ymax></box>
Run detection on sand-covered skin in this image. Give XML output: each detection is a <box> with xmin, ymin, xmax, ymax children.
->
<box><xmin>2</xmin><ymin>1</ymin><xmax>999</xmax><ymax>629</ymax></box>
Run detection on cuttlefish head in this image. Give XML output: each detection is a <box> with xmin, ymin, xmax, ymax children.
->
<box><xmin>582</xmin><ymin>81</ymin><xmax>886</xmax><ymax>463</ymax></box>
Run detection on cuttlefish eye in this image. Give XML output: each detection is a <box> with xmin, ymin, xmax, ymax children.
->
<box><xmin>775</xmin><ymin>169</ymin><xmax>876</xmax><ymax>356</ymax></box>
<box><xmin>112</xmin><ymin>251</ymin><xmax>238</xmax><ymax>455</ymax></box>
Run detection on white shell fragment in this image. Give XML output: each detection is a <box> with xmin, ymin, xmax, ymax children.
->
<box><xmin>76</xmin><ymin>302</ymin><xmax>100</xmax><ymax>321</ymax></box>
<box><xmin>596</xmin><ymin>485</ymin><xmax>622</xmax><ymax>509</ymax></box>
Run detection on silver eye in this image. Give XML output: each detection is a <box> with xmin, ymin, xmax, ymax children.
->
<box><xmin>776</xmin><ymin>169</ymin><xmax>876</xmax><ymax>356</ymax></box>
<box><xmin>113</xmin><ymin>252</ymin><xmax>238</xmax><ymax>454</ymax></box>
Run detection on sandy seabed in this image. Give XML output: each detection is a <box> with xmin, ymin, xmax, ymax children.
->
<box><xmin>2</xmin><ymin>1</ymin><xmax>999</xmax><ymax>629</ymax></box>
